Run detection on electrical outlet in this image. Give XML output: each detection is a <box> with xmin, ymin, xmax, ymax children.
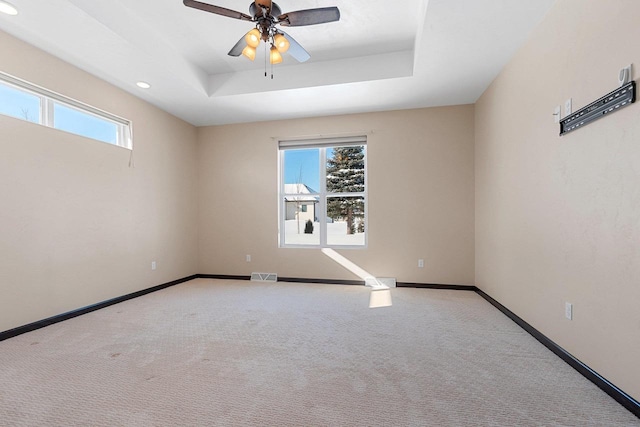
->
<box><xmin>418</xmin><ymin>259</ymin><xmax>424</xmax><ymax>268</ymax></box>
<box><xmin>246</xmin><ymin>254</ymin><xmax>251</xmax><ymax>262</ymax></box>
<box><xmin>564</xmin><ymin>98</ymin><xmax>572</xmax><ymax>117</ymax></box>
<box><xmin>151</xmin><ymin>261</ymin><xmax>157</xmax><ymax>271</ymax></box>
<box><xmin>565</xmin><ymin>302</ymin><xmax>573</xmax><ymax>320</ymax></box>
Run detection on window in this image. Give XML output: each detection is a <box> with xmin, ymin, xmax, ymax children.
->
<box><xmin>279</xmin><ymin>136</ymin><xmax>367</xmax><ymax>248</ymax></box>
<box><xmin>53</xmin><ymin>103</ymin><xmax>119</xmax><ymax>145</ymax></box>
<box><xmin>0</xmin><ymin>83</ymin><xmax>40</xmax><ymax>123</ymax></box>
<box><xmin>0</xmin><ymin>71</ymin><xmax>131</xmax><ymax>149</ymax></box>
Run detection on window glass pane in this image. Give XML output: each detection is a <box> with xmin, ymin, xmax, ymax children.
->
<box><xmin>283</xmin><ymin>148</ymin><xmax>320</xmax><ymax>193</ymax></box>
<box><xmin>326</xmin><ymin>195</ymin><xmax>365</xmax><ymax>246</ymax></box>
<box><xmin>326</xmin><ymin>145</ymin><xmax>365</xmax><ymax>194</ymax></box>
<box><xmin>53</xmin><ymin>103</ymin><xmax>118</xmax><ymax>145</ymax></box>
<box><xmin>283</xmin><ymin>197</ymin><xmax>320</xmax><ymax>246</ymax></box>
<box><xmin>283</xmin><ymin>148</ymin><xmax>321</xmax><ymax>246</ymax></box>
<box><xmin>0</xmin><ymin>83</ymin><xmax>40</xmax><ymax>123</ymax></box>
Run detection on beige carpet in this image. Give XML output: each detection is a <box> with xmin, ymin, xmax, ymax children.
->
<box><xmin>0</xmin><ymin>278</ymin><xmax>638</xmax><ymax>426</ymax></box>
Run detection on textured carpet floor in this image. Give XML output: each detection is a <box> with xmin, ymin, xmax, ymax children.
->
<box><xmin>0</xmin><ymin>278</ymin><xmax>638</xmax><ymax>426</ymax></box>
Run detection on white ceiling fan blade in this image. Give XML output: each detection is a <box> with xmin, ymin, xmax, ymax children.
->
<box><xmin>281</xmin><ymin>31</ymin><xmax>310</xmax><ymax>62</ymax></box>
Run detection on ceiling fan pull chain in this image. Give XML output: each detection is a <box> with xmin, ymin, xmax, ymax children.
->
<box><xmin>264</xmin><ymin>42</ymin><xmax>267</xmax><ymax>77</ymax></box>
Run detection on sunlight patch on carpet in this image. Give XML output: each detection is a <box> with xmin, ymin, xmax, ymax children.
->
<box><xmin>369</xmin><ymin>288</ymin><xmax>393</xmax><ymax>308</ymax></box>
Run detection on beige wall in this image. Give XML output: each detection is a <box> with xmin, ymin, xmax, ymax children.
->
<box><xmin>197</xmin><ymin>106</ymin><xmax>475</xmax><ymax>284</ymax></box>
<box><xmin>0</xmin><ymin>31</ymin><xmax>199</xmax><ymax>332</ymax></box>
<box><xmin>475</xmin><ymin>0</ymin><xmax>640</xmax><ymax>401</ymax></box>
<box><xmin>1</xmin><ymin>0</ymin><xmax>637</xmax><ymax>405</ymax></box>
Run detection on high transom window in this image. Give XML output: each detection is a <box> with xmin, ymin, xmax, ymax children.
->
<box><xmin>0</xmin><ymin>72</ymin><xmax>132</xmax><ymax>149</ymax></box>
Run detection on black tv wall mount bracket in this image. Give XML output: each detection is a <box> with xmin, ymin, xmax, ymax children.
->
<box><xmin>560</xmin><ymin>81</ymin><xmax>635</xmax><ymax>136</ymax></box>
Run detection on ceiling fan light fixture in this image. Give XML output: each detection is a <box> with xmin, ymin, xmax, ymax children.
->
<box><xmin>245</xmin><ymin>28</ymin><xmax>261</xmax><ymax>48</ymax></box>
<box><xmin>242</xmin><ymin>45</ymin><xmax>257</xmax><ymax>61</ymax></box>
<box><xmin>269</xmin><ymin>45</ymin><xmax>283</xmax><ymax>65</ymax></box>
<box><xmin>273</xmin><ymin>33</ymin><xmax>290</xmax><ymax>53</ymax></box>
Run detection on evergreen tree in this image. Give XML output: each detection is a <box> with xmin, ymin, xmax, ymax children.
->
<box><xmin>326</xmin><ymin>146</ymin><xmax>365</xmax><ymax>234</ymax></box>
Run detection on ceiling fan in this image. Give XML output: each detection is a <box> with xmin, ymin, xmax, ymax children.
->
<box><xmin>183</xmin><ymin>0</ymin><xmax>340</xmax><ymax>65</ymax></box>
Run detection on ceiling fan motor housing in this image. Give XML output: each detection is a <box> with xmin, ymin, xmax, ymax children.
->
<box><xmin>249</xmin><ymin>2</ymin><xmax>282</xmax><ymax>41</ymax></box>
<box><xmin>249</xmin><ymin>2</ymin><xmax>282</xmax><ymax>18</ymax></box>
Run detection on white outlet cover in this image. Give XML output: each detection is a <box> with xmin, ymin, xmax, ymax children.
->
<box><xmin>564</xmin><ymin>98</ymin><xmax>572</xmax><ymax>117</ymax></box>
<box><xmin>565</xmin><ymin>302</ymin><xmax>573</xmax><ymax>320</ymax></box>
<box><xmin>151</xmin><ymin>261</ymin><xmax>157</xmax><ymax>271</ymax></box>
<box><xmin>418</xmin><ymin>259</ymin><xmax>424</xmax><ymax>268</ymax></box>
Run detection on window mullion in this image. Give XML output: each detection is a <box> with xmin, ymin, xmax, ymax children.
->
<box><xmin>38</xmin><ymin>96</ymin><xmax>46</xmax><ymax>125</ymax></box>
<box><xmin>279</xmin><ymin>149</ymin><xmax>285</xmax><ymax>247</ymax></box>
<box><xmin>319</xmin><ymin>147</ymin><xmax>327</xmax><ymax>247</ymax></box>
<box><xmin>45</xmin><ymin>99</ymin><xmax>54</xmax><ymax>127</ymax></box>
<box><xmin>328</xmin><ymin>192</ymin><xmax>366</xmax><ymax>198</ymax></box>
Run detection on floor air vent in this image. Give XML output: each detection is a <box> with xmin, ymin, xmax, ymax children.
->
<box><xmin>251</xmin><ymin>272</ymin><xmax>278</xmax><ymax>282</ymax></box>
<box><xmin>365</xmin><ymin>277</ymin><xmax>397</xmax><ymax>288</ymax></box>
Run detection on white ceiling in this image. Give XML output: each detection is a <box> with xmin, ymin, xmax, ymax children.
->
<box><xmin>0</xmin><ymin>0</ymin><xmax>556</xmax><ymax>126</ymax></box>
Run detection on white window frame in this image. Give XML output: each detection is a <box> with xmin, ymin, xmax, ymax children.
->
<box><xmin>0</xmin><ymin>71</ymin><xmax>132</xmax><ymax>149</ymax></box>
<box><xmin>278</xmin><ymin>136</ymin><xmax>368</xmax><ymax>249</ymax></box>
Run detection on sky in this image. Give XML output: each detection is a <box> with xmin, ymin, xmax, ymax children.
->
<box><xmin>0</xmin><ymin>83</ymin><xmax>117</xmax><ymax>144</ymax></box>
<box><xmin>283</xmin><ymin>148</ymin><xmax>338</xmax><ymax>192</ymax></box>
<box><xmin>284</xmin><ymin>148</ymin><xmax>347</xmax><ymax>192</ymax></box>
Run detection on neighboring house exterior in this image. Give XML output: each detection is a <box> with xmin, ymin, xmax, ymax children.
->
<box><xmin>284</xmin><ymin>184</ymin><xmax>318</xmax><ymax>222</ymax></box>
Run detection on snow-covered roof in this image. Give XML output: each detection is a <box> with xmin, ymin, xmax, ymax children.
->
<box><xmin>283</xmin><ymin>183</ymin><xmax>318</xmax><ymax>202</ymax></box>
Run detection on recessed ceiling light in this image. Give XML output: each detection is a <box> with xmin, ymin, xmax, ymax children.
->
<box><xmin>136</xmin><ymin>81</ymin><xmax>151</xmax><ymax>89</ymax></box>
<box><xmin>0</xmin><ymin>1</ymin><xmax>18</xmax><ymax>15</ymax></box>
